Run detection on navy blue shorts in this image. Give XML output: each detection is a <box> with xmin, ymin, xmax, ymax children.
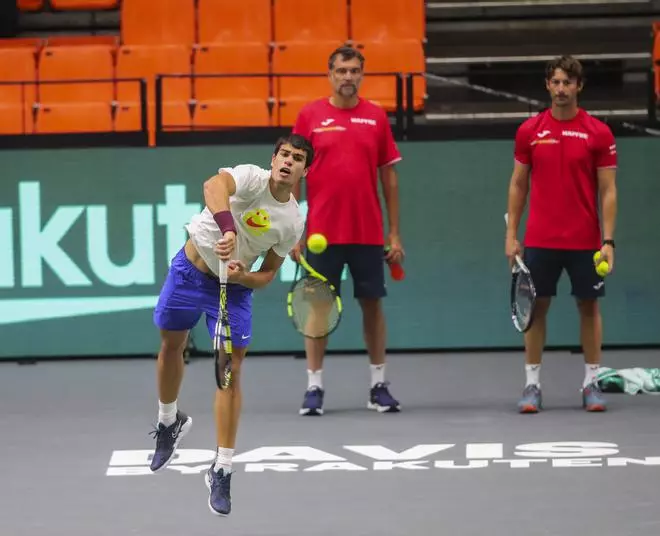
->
<box><xmin>305</xmin><ymin>245</ymin><xmax>386</xmax><ymax>299</ymax></box>
<box><xmin>523</xmin><ymin>247</ymin><xmax>605</xmax><ymax>300</ymax></box>
<box><xmin>153</xmin><ymin>248</ymin><xmax>254</xmax><ymax>347</ymax></box>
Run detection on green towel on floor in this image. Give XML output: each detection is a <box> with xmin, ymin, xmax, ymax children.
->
<box><xmin>597</xmin><ymin>367</ymin><xmax>660</xmax><ymax>395</ymax></box>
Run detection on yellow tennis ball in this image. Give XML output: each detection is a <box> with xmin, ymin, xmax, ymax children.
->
<box><xmin>596</xmin><ymin>262</ymin><xmax>609</xmax><ymax>277</ymax></box>
<box><xmin>307</xmin><ymin>233</ymin><xmax>327</xmax><ymax>254</ymax></box>
<box><xmin>593</xmin><ymin>251</ymin><xmax>609</xmax><ymax>277</ymax></box>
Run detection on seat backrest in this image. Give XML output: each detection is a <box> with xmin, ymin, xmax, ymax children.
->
<box><xmin>38</xmin><ymin>45</ymin><xmax>115</xmax><ymax>102</ymax></box>
<box><xmin>274</xmin><ymin>0</ymin><xmax>348</xmax><ymax>43</ymax></box>
<box><xmin>350</xmin><ymin>0</ymin><xmax>425</xmax><ymax>42</ymax></box>
<box><xmin>272</xmin><ymin>41</ymin><xmax>344</xmax><ymax>75</ymax></box>
<box><xmin>356</xmin><ymin>40</ymin><xmax>425</xmax><ymax>74</ymax></box>
<box><xmin>116</xmin><ymin>44</ymin><xmax>192</xmax><ymax>102</ymax></box>
<box><xmin>35</xmin><ymin>102</ymin><xmax>113</xmax><ymax>133</ymax></box>
<box><xmin>193</xmin><ymin>43</ymin><xmax>270</xmax><ymax>100</ymax></box>
<box><xmin>0</xmin><ymin>47</ymin><xmax>38</xmax><ymax>113</ymax></box>
<box><xmin>50</xmin><ymin>0</ymin><xmax>119</xmax><ymax>8</ymax></box>
<box><xmin>195</xmin><ymin>99</ymin><xmax>273</xmax><ymax>127</ymax></box>
<box><xmin>198</xmin><ymin>0</ymin><xmax>272</xmax><ymax>44</ymax></box>
<box><xmin>121</xmin><ymin>0</ymin><xmax>195</xmax><ymax>45</ymax></box>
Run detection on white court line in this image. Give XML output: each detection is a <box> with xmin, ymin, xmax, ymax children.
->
<box><xmin>427</xmin><ymin>52</ymin><xmax>652</xmax><ymax>65</ymax></box>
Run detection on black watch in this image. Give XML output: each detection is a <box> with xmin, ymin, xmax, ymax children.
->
<box><xmin>603</xmin><ymin>239</ymin><xmax>615</xmax><ymax>248</ymax></box>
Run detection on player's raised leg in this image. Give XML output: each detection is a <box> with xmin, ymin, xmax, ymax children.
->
<box><xmin>150</xmin><ymin>329</ymin><xmax>194</xmax><ymax>472</ymax></box>
<box><xmin>150</xmin><ymin>248</ymin><xmax>202</xmax><ymax>472</ymax></box>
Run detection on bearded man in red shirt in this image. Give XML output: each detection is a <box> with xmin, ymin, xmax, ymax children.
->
<box><xmin>291</xmin><ymin>46</ymin><xmax>404</xmax><ymax>416</ymax></box>
<box><xmin>505</xmin><ymin>55</ymin><xmax>618</xmax><ymax>413</ymax></box>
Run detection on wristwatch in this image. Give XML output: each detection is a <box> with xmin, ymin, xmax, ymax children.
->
<box><xmin>603</xmin><ymin>239</ymin><xmax>615</xmax><ymax>248</ymax></box>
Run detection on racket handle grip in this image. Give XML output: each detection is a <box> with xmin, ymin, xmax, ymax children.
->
<box><xmin>384</xmin><ymin>246</ymin><xmax>405</xmax><ymax>281</ymax></box>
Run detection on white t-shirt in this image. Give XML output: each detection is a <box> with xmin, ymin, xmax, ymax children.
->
<box><xmin>186</xmin><ymin>164</ymin><xmax>305</xmax><ymax>277</ymax></box>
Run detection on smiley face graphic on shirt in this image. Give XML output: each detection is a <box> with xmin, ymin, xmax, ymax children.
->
<box><xmin>242</xmin><ymin>209</ymin><xmax>271</xmax><ymax>237</ymax></box>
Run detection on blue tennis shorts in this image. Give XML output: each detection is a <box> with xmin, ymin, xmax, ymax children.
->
<box><xmin>153</xmin><ymin>248</ymin><xmax>253</xmax><ymax>347</ymax></box>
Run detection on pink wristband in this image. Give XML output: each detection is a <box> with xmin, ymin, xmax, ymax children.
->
<box><xmin>213</xmin><ymin>211</ymin><xmax>236</xmax><ymax>234</ymax></box>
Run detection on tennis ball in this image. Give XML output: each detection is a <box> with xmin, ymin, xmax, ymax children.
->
<box><xmin>593</xmin><ymin>251</ymin><xmax>609</xmax><ymax>277</ymax></box>
<box><xmin>307</xmin><ymin>233</ymin><xmax>327</xmax><ymax>254</ymax></box>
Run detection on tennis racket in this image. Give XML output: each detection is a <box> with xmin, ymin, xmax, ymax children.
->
<box><xmin>504</xmin><ymin>213</ymin><xmax>536</xmax><ymax>333</ymax></box>
<box><xmin>287</xmin><ymin>254</ymin><xmax>342</xmax><ymax>338</ymax></box>
<box><xmin>213</xmin><ymin>259</ymin><xmax>233</xmax><ymax>390</ymax></box>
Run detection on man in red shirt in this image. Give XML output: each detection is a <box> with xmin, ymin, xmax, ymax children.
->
<box><xmin>505</xmin><ymin>55</ymin><xmax>618</xmax><ymax>413</ymax></box>
<box><xmin>291</xmin><ymin>46</ymin><xmax>404</xmax><ymax>416</ymax></box>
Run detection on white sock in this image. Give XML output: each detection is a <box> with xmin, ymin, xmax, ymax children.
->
<box><xmin>214</xmin><ymin>447</ymin><xmax>234</xmax><ymax>473</ymax></box>
<box><xmin>307</xmin><ymin>369</ymin><xmax>323</xmax><ymax>390</ymax></box>
<box><xmin>525</xmin><ymin>364</ymin><xmax>541</xmax><ymax>387</ymax></box>
<box><xmin>584</xmin><ymin>364</ymin><xmax>600</xmax><ymax>388</ymax></box>
<box><xmin>370</xmin><ymin>363</ymin><xmax>385</xmax><ymax>387</ymax></box>
<box><xmin>158</xmin><ymin>400</ymin><xmax>177</xmax><ymax>427</ymax></box>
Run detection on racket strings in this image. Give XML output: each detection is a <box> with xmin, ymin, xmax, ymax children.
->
<box><xmin>290</xmin><ymin>276</ymin><xmax>340</xmax><ymax>338</ymax></box>
<box><xmin>513</xmin><ymin>272</ymin><xmax>534</xmax><ymax>329</ymax></box>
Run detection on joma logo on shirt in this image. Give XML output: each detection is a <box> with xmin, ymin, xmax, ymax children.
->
<box><xmin>562</xmin><ymin>130</ymin><xmax>589</xmax><ymax>140</ymax></box>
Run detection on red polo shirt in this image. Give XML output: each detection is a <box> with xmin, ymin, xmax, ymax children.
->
<box><xmin>293</xmin><ymin>98</ymin><xmax>402</xmax><ymax>245</ymax></box>
<box><xmin>514</xmin><ymin>108</ymin><xmax>617</xmax><ymax>249</ymax></box>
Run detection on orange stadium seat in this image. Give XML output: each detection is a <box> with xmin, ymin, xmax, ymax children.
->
<box><xmin>38</xmin><ymin>45</ymin><xmax>114</xmax><ymax>102</ymax></box>
<box><xmin>194</xmin><ymin>99</ymin><xmax>274</xmax><ymax>127</ymax></box>
<box><xmin>354</xmin><ymin>40</ymin><xmax>425</xmax><ymax>111</ymax></box>
<box><xmin>17</xmin><ymin>0</ymin><xmax>44</xmax><ymax>11</ymax></box>
<box><xmin>274</xmin><ymin>0</ymin><xmax>348</xmax><ymax>43</ymax></box>
<box><xmin>193</xmin><ymin>43</ymin><xmax>270</xmax><ymax>100</ymax></box>
<box><xmin>272</xmin><ymin>40</ymin><xmax>343</xmax><ymax>74</ymax></box>
<box><xmin>116</xmin><ymin>44</ymin><xmax>192</xmax><ymax>143</ymax></box>
<box><xmin>34</xmin><ymin>102</ymin><xmax>113</xmax><ymax>133</ymax></box>
<box><xmin>116</xmin><ymin>44</ymin><xmax>192</xmax><ymax>102</ymax></box>
<box><xmin>159</xmin><ymin>100</ymin><xmax>194</xmax><ymax>130</ymax></box>
<box><xmin>198</xmin><ymin>0</ymin><xmax>272</xmax><ymax>44</ymax></box>
<box><xmin>112</xmin><ymin>101</ymin><xmax>144</xmax><ymax>131</ymax></box>
<box><xmin>50</xmin><ymin>0</ymin><xmax>119</xmax><ymax>8</ymax></box>
<box><xmin>350</xmin><ymin>0</ymin><xmax>425</xmax><ymax>42</ymax></box>
<box><xmin>0</xmin><ymin>47</ymin><xmax>38</xmax><ymax>133</ymax></box>
<box><xmin>121</xmin><ymin>0</ymin><xmax>195</xmax><ymax>45</ymax></box>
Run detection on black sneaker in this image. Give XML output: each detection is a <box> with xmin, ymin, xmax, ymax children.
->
<box><xmin>205</xmin><ymin>465</ymin><xmax>232</xmax><ymax>516</ymax></box>
<box><xmin>148</xmin><ymin>411</ymin><xmax>192</xmax><ymax>473</ymax></box>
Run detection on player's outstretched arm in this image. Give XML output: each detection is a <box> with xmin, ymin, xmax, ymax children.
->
<box><xmin>231</xmin><ymin>249</ymin><xmax>285</xmax><ymax>289</ymax></box>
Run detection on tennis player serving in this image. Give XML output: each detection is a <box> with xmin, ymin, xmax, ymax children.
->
<box><xmin>149</xmin><ymin>134</ymin><xmax>312</xmax><ymax>516</ymax></box>
<box><xmin>505</xmin><ymin>55</ymin><xmax>618</xmax><ymax>413</ymax></box>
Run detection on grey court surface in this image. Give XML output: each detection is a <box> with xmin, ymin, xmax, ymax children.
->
<box><xmin>1</xmin><ymin>350</ymin><xmax>659</xmax><ymax>536</ymax></box>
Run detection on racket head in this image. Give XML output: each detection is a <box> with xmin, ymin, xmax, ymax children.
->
<box><xmin>510</xmin><ymin>256</ymin><xmax>536</xmax><ymax>333</ymax></box>
<box><xmin>287</xmin><ymin>274</ymin><xmax>342</xmax><ymax>339</ymax></box>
